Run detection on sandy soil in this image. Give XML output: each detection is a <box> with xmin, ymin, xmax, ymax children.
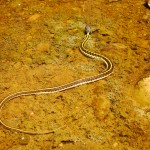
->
<box><xmin>0</xmin><ymin>0</ymin><xmax>150</xmax><ymax>149</ymax></box>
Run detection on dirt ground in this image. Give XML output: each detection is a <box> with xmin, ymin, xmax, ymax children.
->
<box><xmin>0</xmin><ymin>0</ymin><xmax>150</xmax><ymax>149</ymax></box>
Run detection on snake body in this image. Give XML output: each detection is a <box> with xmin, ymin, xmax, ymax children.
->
<box><xmin>0</xmin><ymin>25</ymin><xmax>113</xmax><ymax>134</ymax></box>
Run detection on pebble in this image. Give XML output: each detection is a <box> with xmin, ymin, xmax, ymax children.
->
<box><xmin>27</xmin><ymin>14</ymin><xmax>40</xmax><ymax>22</ymax></box>
<box><xmin>141</xmin><ymin>13</ymin><xmax>150</xmax><ymax>23</ymax></box>
<box><xmin>18</xmin><ymin>134</ymin><xmax>30</xmax><ymax>145</ymax></box>
<box><xmin>108</xmin><ymin>0</ymin><xmax>121</xmax><ymax>2</ymax></box>
<box><xmin>10</xmin><ymin>0</ymin><xmax>22</xmax><ymax>8</ymax></box>
<box><xmin>37</xmin><ymin>42</ymin><xmax>50</xmax><ymax>53</ymax></box>
<box><xmin>92</xmin><ymin>96</ymin><xmax>111</xmax><ymax>120</ymax></box>
<box><xmin>134</xmin><ymin>76</ymin><xmax>150</xmax><ymax>106</ymax></box>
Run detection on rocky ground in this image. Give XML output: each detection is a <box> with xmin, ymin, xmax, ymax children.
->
<box><xmin>0</xmin><ymin>0</ymin><xmax>150</xmax><ymax>149</ymax></box>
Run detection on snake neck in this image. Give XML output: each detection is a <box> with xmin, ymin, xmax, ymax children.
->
<box><xmin>80</xmin><ymin>33</ymin><xmax>113</xmax><ymax>72</ymax></box>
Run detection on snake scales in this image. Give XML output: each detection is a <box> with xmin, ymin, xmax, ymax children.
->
<box><xmin>0</xmin><ymin>25</ymin><xmax>113</xmax><ymax>134</ymax></box>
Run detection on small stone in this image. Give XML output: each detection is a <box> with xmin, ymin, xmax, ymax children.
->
<box><xmin>113</xmin><ymin>142</ymin><xmax>118</xmax><ymax>148</ymax></box>
<box><xmin>92</xmin><ymin>96</ymin><xmax>111</xmax><ymax>120</ymax></box>
<box><xmin>141</xmin><ymin>13</ymin><xmax>150</xmax><ymax>23</ymax></box>
<box><xmin>11</xmin><ymin>0</ymin><xmax>23</xmax><ymax>8</ymax></box>
<box><xmin>26</xmin><ymin>35</ymin><xmax>32</xmax><ymax>41</ymax></box>
<box><xmin>18</xmin><ymin>134</ymin><xmax>30</xmax><ymax>145</ymax></box>
<box><xmin>108</xmin><ymin>0</ymin><xmax>121</xmax><ymax>2</ymax></box>
<box><xmin>27</xmin><ymin>14</ymin><xmax>40</xmax><ymax>22</ymax></box>
<box><xmin>133</xmin><ymin>76</ymin><xmax>150</xmax><ymax>106</ymax></box>
<box><xmin>144</xmin><ymin>56</ymin><xmax>150</xmax><ymax>61</ymax></box>
<box><xmin>131</xmin><ymin>44</ymin><xmax>138</xmax><ymax>50</ymax></box>
<box><xmin>37</xmin><ymin>42</ymin><xmax>50</xmax><ymax>53</ymax></box>
<box><xmin>13</xmin><ymin>62</ymin><xmax>22</xmax><ymax>69</ymax></box>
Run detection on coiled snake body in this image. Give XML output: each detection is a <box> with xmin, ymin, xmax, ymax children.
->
<box><xmin>0</xmin><ymin>25</ymin><xmax>113</xmax><ymax>134</ymax></box>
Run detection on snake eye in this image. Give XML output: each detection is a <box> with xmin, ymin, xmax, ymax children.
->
<box><xmin>85</xmin><ymin>24</ymin><xmax>91</xmax><ymax>34</ymax></box>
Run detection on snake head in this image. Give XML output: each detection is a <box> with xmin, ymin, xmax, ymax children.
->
<box><xmin>85</xmin><ymin>24</ymin><xmax>91</xmax><ymax>34</ymax></box>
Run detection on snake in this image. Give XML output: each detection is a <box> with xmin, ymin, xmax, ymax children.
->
<box><xmin>0</xmin><ymin>25</ymin><xmax>113</xmax><ymax>134</ymax></box>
